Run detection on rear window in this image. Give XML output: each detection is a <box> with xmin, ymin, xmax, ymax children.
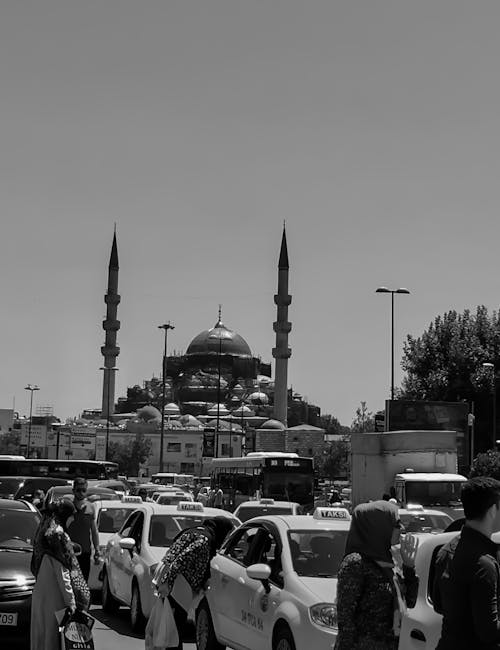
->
<box><xmin>400</xmin><ymin>514</ymin><xmax>452</xmax><ymax>534</ymax></box>
<box><xmin>237</xmin><ymin>506</ymin><xmax>293</xmax><ymax>522</ymax></box>
<box><xmin>0</xmin><ymin>510</ymin><xmax>40</xmax><ymax>548</ymax></box>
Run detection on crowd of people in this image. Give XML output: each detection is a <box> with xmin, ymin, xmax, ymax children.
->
<box><xmin>27</xmin><ymin>475</ymin><xmax>500</xmax><ymax>650</ymax></box>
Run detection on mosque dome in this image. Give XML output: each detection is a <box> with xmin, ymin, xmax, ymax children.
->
<box><xmin>248</xmin><ymin>391</ymin><xmax>269</xmax><ymax>405</ymax></box>
<box><xmin>260</xmin><ymin>419</ymin><xmax>286</xmax><ymax>430</ymax></box>
<box><xmin>186</xmin><ymin>317</ymin><xmax>252</xmax><ymax>358</ymax></box>
<box><xmin>163</xmin><ymin>403</ymin><xmax>180</xmax><ymax>416</ymax></box>
<box><xmin>136</xmin><ymin>405</ymin><xmax>162</xmax><ymax>422</ymax></box>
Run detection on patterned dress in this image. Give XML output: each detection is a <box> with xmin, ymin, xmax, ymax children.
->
<box><xmin>159</xmin><ymin>527</ymin><xmax>212</xmax><ymax>594</ymax></box>
<box><xmin>334</xmin><ymin>552</ymin><xmax>418</xmax><ymax>650</ymax></box>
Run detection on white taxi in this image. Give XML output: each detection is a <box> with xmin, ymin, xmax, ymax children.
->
<box><xmin>156</xmin><ymin>491</ymin><xmax>194</xmax><ymax>505</ymax></box>
<box><xmin>233</xmin><ymin>498</ymin><xmax>303</xmax><ymax>523</ymax></box>
<box><xmin>102</xmin><ymin>501</ymin><xmax>240</xmax><ymax>632</ymax></box>
<box><xmin>88</xmin><ymin>496</ymin><xmax>144</xmax><ymax>590</ymax></box>
<box><xmin>196</xmin><ymin>506</ymin><xmax>352</xmax><ymax>650</ymax></box>
<box><xmin>398</xmin><ymin>504</ymin><xmax>452</xmax><ymax>535</ymax></box>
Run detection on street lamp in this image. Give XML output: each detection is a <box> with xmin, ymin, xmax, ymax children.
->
<box><xmin>24</xmin><ymin>384</ymin><xmax>40</xmax><ymax>458</ymax></box>
<box><xmin>158</xmin><ymin>322</ymin><xmax>175</xmax><ymax>473</ymax></box>
<box><xmin>483</xmin><ymin>362</ymin><xmax>497</xmax><ymax>449</ymax></box>
<box><xmin>100</xmin><ymin>366</ymin><xmax>118</xmax><ymax>459</ymax></box>
<box><xmin>375</xmin><ymin>287</ymin><xmax>410</xmax><ymax>400</ymax></box>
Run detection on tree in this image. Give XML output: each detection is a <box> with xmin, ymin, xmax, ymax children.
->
<box><xmin>316</xmin><ymin>438</ymin><xmax>350</xmax><ymax>481</ymax></box>
<box><xmin>351</xmin><ymin>402</ymin><xmax>375</xmax><ymax>433</ymax></box>
<box><xmin>469</xmin><ymin>451</ymin><xmax>500</xmax><ymax>481</ymax></box>
<box><xmin>319</xmin><ymin>414</ymin><xmax>350</xmax><ymax>435</ymax></box>
<box><xmin>0</xmin><ymin>430</ymin><xmax>20</xmax><ymax>454</ymax></box>
<box><xmin>107</xmin><ymin>433</ymin><xmax>152</xmax><ymax>477</ymax></box>
<box><xmin>400</xmin><ymin>306</ymin><xmax>500</xmax><ymax>452</ymax></box>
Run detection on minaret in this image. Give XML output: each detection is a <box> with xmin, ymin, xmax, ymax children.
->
<box><xmin>272</xmin><ymin>224</ymin><xmax>292</xmax><ymax>425</ymax></box>
<box><xmin>101</xmin><ymin>229</ymin><xmax>120</xmax><ymax>418</ymax></box>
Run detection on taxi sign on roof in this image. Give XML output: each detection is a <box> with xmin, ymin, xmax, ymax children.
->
<box><xmin>177</xmin><ymin>501</ymin><xmax>204</xmax><ymax>512</ymax></box>
<box><xmin>259</xmin><ymin>498</ymin><xmax>275</xmax><ymax>505</ymax></box>
<box><xmin>121</xmin><ymin>495</ymin><xmax>142</xmax><ymax>503</ymax></box>
<box><xmin>313</xmin><ymin>507</ymin><xmax>351</xmax><ymax>521</ymax></box>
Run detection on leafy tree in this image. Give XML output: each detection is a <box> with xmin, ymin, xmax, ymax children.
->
<box><xmin>400</xmin><ymin>306</ymin><xmax>500</xmax><ymax>452</ymax></box>
<box><xmin>316</xmin><ymin>438</ymin><xmax>350</xmax><ymax>481</ymax></box>
<box><xmin>107</xmin><ymin>433</ymin><xmax>152</xmax><ymax>477</ymax></box>
<box><xmin>319</xmin><ymin>414</ymin><xmax>350</xmax><ymax>435</ymax></box>
<box><xmin>469</xmin><ymin>451</ymin><xmax>500</xmax><ymax>480</ymax></box>
<box><xmin>0</xmin><ymin>430</ymin><xmax>20</xmax><ymax>454</ymax></box>
<box><xmin>351</xmin><ymin>402</ymin><xmax>375</xmax><ymax>433</ymax></box>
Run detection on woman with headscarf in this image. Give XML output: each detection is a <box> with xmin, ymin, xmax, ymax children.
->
<box><xmin>334</xmin><ymin>500</ymin><xmax>419</xmax><ymax>650</ymax></box>
<box><xmin>148</xmin><ymin>516</ymin><xmax>234</xmax><ymax>650</ymax></box>
<box><xmin>30</xmin><ymin>498</ymin><xmax>90</xmax><ymax>650</ymax></box>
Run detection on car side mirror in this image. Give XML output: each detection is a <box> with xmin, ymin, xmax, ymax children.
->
<box><xmin>119</xmin><ymin>537</ymin><xmax>136</xmax><ymax>551</ymax></box>
<box><xmin>246</xmin><ymin>563</ymin><xmax>272</xmax><ymax>594</ymax></box>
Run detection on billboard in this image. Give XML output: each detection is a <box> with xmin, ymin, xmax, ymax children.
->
<box><xmin>385</xmin><ymin>400</ymin><xmax>470</xmax><ymax>469</ymax></box>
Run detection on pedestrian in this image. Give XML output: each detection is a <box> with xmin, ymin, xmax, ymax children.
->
<box><xmin>30</xmin><ymin>498</ymin><xmax>90</xmax><ymax>650</ymax></box>
<box><xmin>213</xmin><ymin>484</ymin><xmax>224</xmax><ymax>508</ymax></box>
<box><xmin>151</xmin><ymin>516</ymin><xmax>234</xmax><ymax>650</ymax></box>
<box><xmin>330</xmin><ymin>489</ymin><xmax>341</xmax><ymax>505</ymax></box>
<box><xmin>32</xmin><ymin>489</ymin><xmax>45</xmax><ymax>510</ymax></box>
<box><xmin>334</xmin><ymin>500</ymin><xmax>419</xmax><ymax>650</ymax></box>
<box><xmin>66</xmin><ymin>477</ymin><xmax>101</xmax><ymax>580</ymax></box>
<box><xmin>432</xmin><ymin>476</ymin><xmax>500</xmax><ymax>649</ymax></box>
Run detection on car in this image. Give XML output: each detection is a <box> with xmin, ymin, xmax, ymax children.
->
<box><xmin>87</xmin><ymin>479</ymin><xmax>131</xmax><ymax>496</ymax></box>
<box><xmin>399</xmin><ymin>529</ymin><xmax>500</xmax><ymax>649</ymax></box>
<box><xmin>0</xmin><ymin>477</ymin><xmax>34</xmax><ymax>500</ymax></box>
<box><xmin>195</xmin><ymin>506</ymin><xmax>352</xmax><ymax>650</ymax></box>
<box><xmin>398</xmin><ymin>505</ymin><xmax>453</xmax><ymax>535</ymax></box>
<box><xmin>156</xmin><ymin>491</ymin><xmax>194</xmax><ymax>506</ymax></box>
<box><xmin>87</xmin><ymin>496</ymin><xmax>145</xmax><ymax>591</ymax></box>
<box><xmin>102</xmin><ymin>501</ymin><xmax>240</xmax><ymax>632</ymax></box>
<box><xmin>44</xmin><ymin>484</ymin><xmax>120</xmax><ymax>508</ymax></box>
<box><xmin>13</xmin><ymin>477</ymin><xmax>71</xmax><ymax>502</ymax></box>
<box><xmin>130</xmin><ymin>483</ymin><xmax>177</xmax><ymax>501</ymax></box>
<box><xmin>0</xmin><ymin>498</ymin><xmax>41</xmax><ymax>648</ymax></box>
<box><xmin>233</xmin><ymin>498</ymin><xmax>303</xmax><ymax>523</ymax></box>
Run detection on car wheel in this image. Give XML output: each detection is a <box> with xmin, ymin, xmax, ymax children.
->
<box><xmin>273</xmin><ymin>624</ymin><xmax>296</xmax><ymax>650</ymax></box>
<box><xmin>130</xmin><ymin>582</ymin><xmax>146</xmax><ymax>633</ymax></box>
<box><xmin>101</xmin><ymin>570</ymin><xmax>119</xmax><ymax>613</ymax></box>
<box><xmin>196</xmin><ymin>599</ymin><xmax>225</xmax><ymax>650</ymax></box>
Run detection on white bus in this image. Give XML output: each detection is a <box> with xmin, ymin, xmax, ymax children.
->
<box><xmin>151</xmin><ymin>472</ymin><xmax>194</xmax><ymax>487</ymax></box>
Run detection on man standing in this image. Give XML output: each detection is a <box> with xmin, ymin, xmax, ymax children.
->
<box><xmin>67</xmin><ymin>477</ymin><xmax>100</xmax><ymax>580</ymax></box>
<box><xmin>433</xmin><ymin>476</ymin><xmax>500</xmax><ymax>649</ymax></box>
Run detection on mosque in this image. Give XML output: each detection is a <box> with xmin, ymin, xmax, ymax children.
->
<box><xmin>93</xmin><ymin>226</ymin><xmax>325</xmax><ymax>475</ymax></box>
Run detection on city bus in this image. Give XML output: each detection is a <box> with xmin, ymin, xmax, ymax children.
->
<box><xmin>151</xmin><ymin>472</ymin><xmax>194</xmax><ymax>487</ymax></box>
<box><xmin>0</xmin><ymin>457</ymin><xmax>119</xmax><ymax>480</ymax></box>
<box><xmin>209</xmin><ymin>452</ymin><xmax>314</xmax><ymax>510</ymax></box>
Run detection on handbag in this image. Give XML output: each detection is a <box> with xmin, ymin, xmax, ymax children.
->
<box><xmin>70</xmin><ymin>559</ymin><xmax>91</xmax><ymax>611</ymax></box>
<box><xmin>57</xmin><ymin>608</ymin><xmax>95</xmax><ymax>650</ymax></box>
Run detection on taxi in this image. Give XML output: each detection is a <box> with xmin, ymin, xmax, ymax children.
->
<box><xmin>196</xmin><ymin>506</ymin><xmax>352</xmax><ymax>650</ymax></box>
<box><xmin>156</xmin><ymin>491</ymin><xmax>194</xmax><ymax>505</ymax></box>
<box><xmin>398</xmin><ymin>504</ymin><xmax>452</xmax><ymax>535</ymax></box>
<box><xmin>87</xmin><ymin>496</ymin><xmax>144</xmax><ymax>590</ymax></box>
<box><xmin>102</xmin><ymin>501</ymin><xmax>240</xmax><ymax>632</ymax></box>
<box><xmin>233</xmin><ymin>498</ymin><xmax>303</xmax><ymax>523</ymax></box>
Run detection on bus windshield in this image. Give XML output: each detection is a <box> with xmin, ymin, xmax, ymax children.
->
<box><xmin>405</xmin><ymin>481</ymin><xmax>464</xmax><ymax>507</ymax></box>
<box><xmin>263</xmin><ymin>471</ymin><xmax>314</xmax><ymax>504</ymax></box>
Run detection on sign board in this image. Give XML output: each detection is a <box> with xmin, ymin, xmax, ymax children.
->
<box><xmin>20</xmin><ymin>424</ymin><xmax>47</xmax><ymax>447</ymax></box>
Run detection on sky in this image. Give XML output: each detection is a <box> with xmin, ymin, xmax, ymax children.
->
<box><xmin>2</xmin><ymin>1</ymin><xmax>500</xmax><ymax>427</ymax></box>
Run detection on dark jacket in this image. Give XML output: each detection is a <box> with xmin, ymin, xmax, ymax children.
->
<box><xmin>433</xmin><ymin>526</ymin><xmax>500</xmax><ymax>650</ymax></box>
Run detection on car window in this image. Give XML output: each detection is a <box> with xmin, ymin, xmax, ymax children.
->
<box><xmin>250</xmin><ymin>527</ymin><xmax>283</xmax><ymax>587</ymax></box>
<box><xmin>236</xmin><ymin>506</ymin><xmax>293</xmax><ymax>522</ymax></box>
<box><xmin>224</xmin><ymin>526</ymin><xmax>261</xmax><ymax>566</ymax></box>
<box><xmin>129</xmin><ymin>513</ymin><xmax>144</xmax><ymax>551</ymax></box>
<box><xmin>400</xmin><ymin>514</ymin><xmax>452</xmax><ymax>534</ymax></box>
<box><xmin>120</xmin><ymin>511</ymin><xmax>142</xmax><ymax>537</ymax></box>
<box><xmin>0</xmin><ymin>510</ymin><xmax>40</xmax><ymax>548</ymax></box>
<box><xmin>98</xmin><ymin>507</ymin><xmax>134</xmax><ymax>533</ymax></box>
<box><xmin>287</xmin><ymin>529</ymin><xmax>348</xmax><ymax>578</ymax></box>
<box><xmin>147</xmin><ymin>514</ymin><xmax>236</xmax><ymax>547</ymax></box>
<box><xmin>0</xmin><ymin>478</ymin><xmax>24</xmax><ymax>497</ymax></box>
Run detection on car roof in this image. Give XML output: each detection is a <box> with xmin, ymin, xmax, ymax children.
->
<box><xmin>235</xmin><ymin>500</ymin><xmax>300</xmax><ymax>509</ymax></box>
<box><xmin>399</xmin><ymin>508</ymin><xmax>451</xmax><ymax>517</ymax></box>
<box><xmin>241</xmin><ymin>514</ymin><xmax>352</xmax><ymax>530</ymax></box>
<box><xmin>94</xmin><ymin>499</ymin><xmax>143</xmax><ymax>510</ymax></box>
<box><xmin>135</xmin><ymin>502</ymin><xmax>239</xmax><ymax>519</ymax></box>
<box><xmin>0</xmin><ymin>498</ymin><xmax>39</xmax><ymax>512</ymax></box>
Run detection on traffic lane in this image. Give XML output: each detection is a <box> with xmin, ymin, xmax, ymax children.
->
<box><xmin>91</xmin><ymin>604</ymin><xmax>196</xmax><ymax>650</ymax></box>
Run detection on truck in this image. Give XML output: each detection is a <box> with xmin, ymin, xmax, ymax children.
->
<box><xmin>351</xmin><ymin>430</ymin><xmax>467</xmax><ymax>520</ymax></box>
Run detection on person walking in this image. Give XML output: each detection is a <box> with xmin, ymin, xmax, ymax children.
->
<box><xmin>150</xmin><ymin>516</ymin><xmax>234</xmax><ymax>650</ymax></box>
<box><xmin>433</xmin><ymin>476</ymin><xmax>500</xmax><ymax>649</ymax></box>
<box><xmin>334</xmin><ymin>500</ymin><xmax>419</xmax><ymax>650</ymax></box>
<box><xmin>30</xmin><ymin>499</ymin><xmax>90</xmax><ymax>650</ymax></box>
<box><xmin>66</xmin><ymin>476</ymin><xmax>101</xmax><ymax>580</ymax></box>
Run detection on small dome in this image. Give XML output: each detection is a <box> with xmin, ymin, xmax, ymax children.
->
<box><xmin>207</xmin><ymin>403</ymin><xmax>229</xmax><ymax>416</ymax></box>
<box><xmin>207</xmin><ymin>419</ymin><xmax>242</xmax><ymax>432</ymax></box>
<box><xmin>232</xmin><ymin>405</ymin><xmax>255</xmax><ymax>416</ymax></box>
<box><xmin>186</xmin><ymin>317</ymin><xmax>252</xmax><ymax>358</ymax></box>
<box><xmin>248</xmin><ymin>391</ymin><xmax>269</xmax><ymax>405</ymax></box>
<box><xmin>137</xmin><ymin>405</ymin><xmax>162</xmax><ymax>422</ymax></box>
<box><xmin>178</xmin><ymin>414</ymin><xmax>203</xmax><ymax>428</ymax></box>
<box><xmin>260</xmin><ymin>419</ymin><xmax>286</xmax><ymax>430</ymax></box>
<box><xmin>164</xmin><ymin>403</ymin><xmax>180</xmax><ymax>416</ymax></box>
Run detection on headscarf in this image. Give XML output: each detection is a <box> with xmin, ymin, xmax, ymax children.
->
<box><xmin>31</xmin><ymin>498</ymin><xmax>76</xmax><ymax>577</ymax></box>
<box><xmin>202</xmin><ymin>516</ymin><xmax>234</xmax><ymax>557</ymax></box>
<box><xmin>344</xmin><ymin>500</ymin><xmax>400</xmax><ymax>564</ymax></box>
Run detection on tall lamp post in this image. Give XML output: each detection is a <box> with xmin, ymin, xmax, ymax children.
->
<box><xmin>24</xmin><ymin>384</ymin><xmax>40</xmax><ymax>458</ymax></box>
<box><xmin>158</xmin><ymin>322</ymin><xmax>175</xmax><ymax>473</ymax></box>
<box><xmin>100</xmin><ymin>366</ymin><xmax>118</xmax><ymax>459</ymax></box>
<box><xmin>483</xmin><ymin>362</ymin><xmax>497</xmax><ymax>449</ymax></box>
<box><xmin>375</xmin><ymin>287</ymin><xmax>410</xmax><ymax>400</ymax></box>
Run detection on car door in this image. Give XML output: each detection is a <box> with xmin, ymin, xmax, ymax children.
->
<box><xmin>108</xmin><ymin>511</ymin><xmax>141</xmax><ymax>602</ymax></box>
<box><xmin>120</xmin><ymin>512</ymin><xmax>145</xmax><ymax>605</ymax></box>
<box><xmin>210</xmin><ymin>524</ymin><xmax>262</xmax><ymax>645</ymax></box>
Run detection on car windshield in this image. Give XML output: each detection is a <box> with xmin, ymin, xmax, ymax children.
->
<box><xmin>287</xmin><ymin>529</ymin><xmax>348</xmax><ymax>578</ymax></box>
<box><xmin>97</xmin><ymin>507</ymin><xmax>134</xmax><ymax>533</ymax></box>
<box><xmin>237</xmin><ymin>507</ymin><xmax>293</xmax><ymax>522</ymax></box>
<box><xmin>148</xmin><ymin>514</ymin><xmax>237</xmax><ymax>547</ymax></box>
<box><xmin>0</xmin><ymin>509</ymin><xmax>40</xmax><ymax>549</ymax></box>
<box><xmin>399</xmin><ymin>513</ymin><xmax>452</xmax><ymax>534</ymax></box>
<box><xmin>405</xmin><ymin>481</ymin><xmax>464</xmax><ymax>507</ymax></box>
<box><xmin>0</xmin><ymin>478</ymin><xmax>24</xmax><ymax>497</ymax></box>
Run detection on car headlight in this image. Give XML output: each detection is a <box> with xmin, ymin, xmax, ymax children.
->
<box><xmin>309</xmin><ymin>603</ymin><xmax>338</xmax><ymax>629</ymax></box>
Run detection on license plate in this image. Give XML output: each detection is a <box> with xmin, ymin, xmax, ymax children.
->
<box><xmin>0</xmin><ymin>612</ymin><xmax>18</xmax><ymax>626</ymax></box>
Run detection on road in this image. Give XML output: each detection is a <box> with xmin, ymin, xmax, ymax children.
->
<box><xmin>91</xmin><ymin>603</ymin><xmax>196</xmax><ymax>650</ymax></box>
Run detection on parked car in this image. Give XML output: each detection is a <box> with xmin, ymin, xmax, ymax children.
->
<box><xmin>233</xmin><ymin>498</ymin><xmax>303</xmax><ymax>523</ymax></box>
<box><xmin>102</xmin><ymin>501</ymin><xmax>239</xmax><ymax>632</ymax></box>
<box><xmin>398</xmin><ymin>505</ymin><xmax>453</xmax><ymax>535</ymax></box>
<box><xmin>44</xmin><ymin>485</ymin><xmax>120</xmax><ymax>508</ymax></box>
<box><xmin>0</xmin><ymin>498</ymin><xmax>41</xmax><ymax>648</ymax></box>
<box><xmin>87</xmin><ymin>479</ymin><xmax>130</xmax><ymax>496</ymax></box>
<box><xmin>13</xmin><ymin>477</ymin><xmax>71</xmax><ymax>503</ymax></box>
